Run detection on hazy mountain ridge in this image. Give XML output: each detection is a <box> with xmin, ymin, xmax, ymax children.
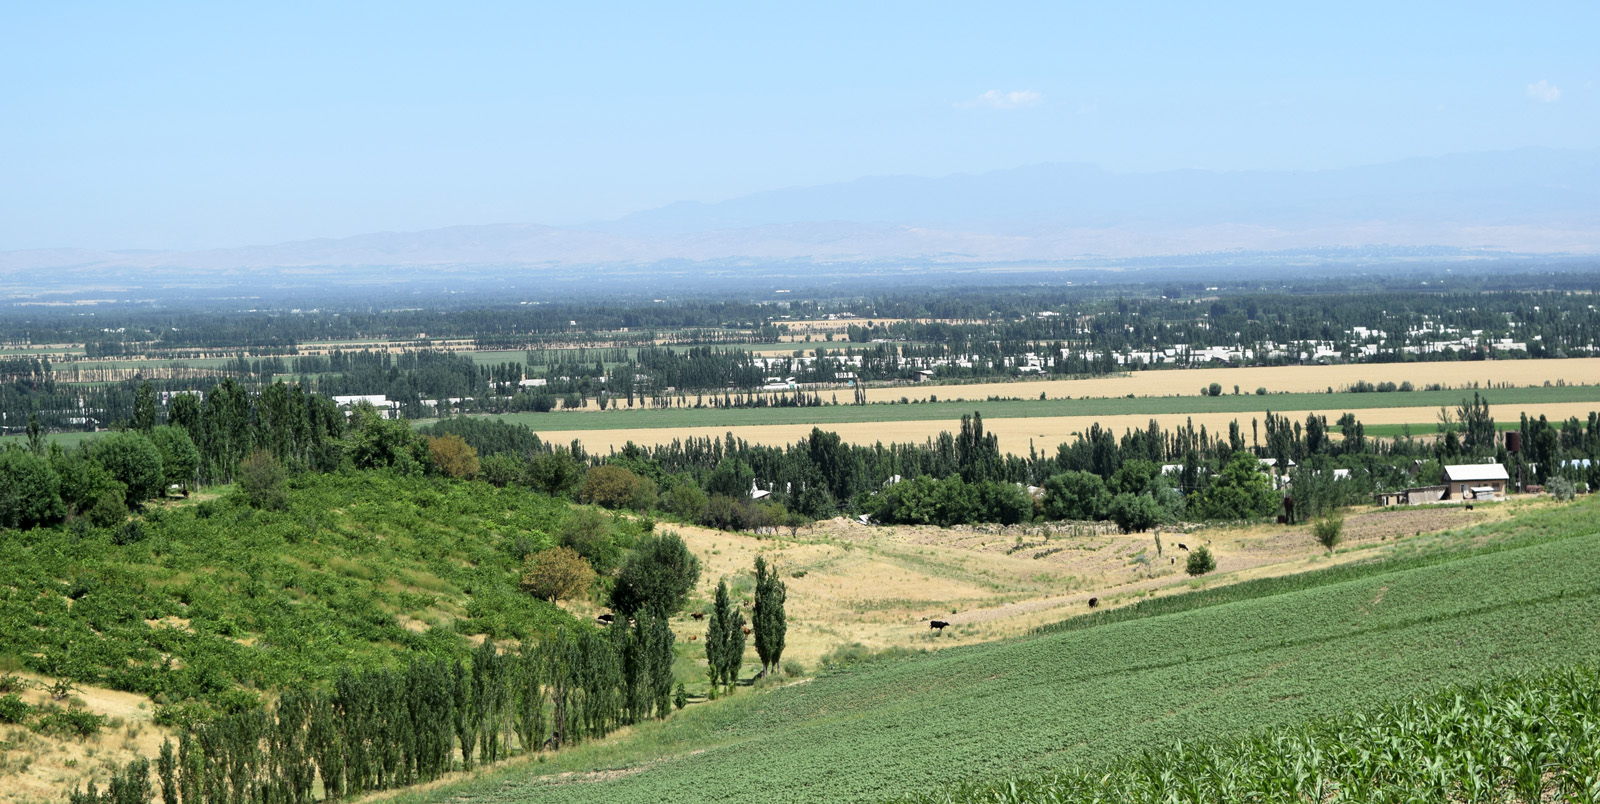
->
<box><xmin>3</xmin><ymin>148</ymin><xmax>1597</xmax><ymax>286</ymax></box>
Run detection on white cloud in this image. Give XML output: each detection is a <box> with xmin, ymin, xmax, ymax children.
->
<box><xmin>960</xmin><ymin>89</ymin><xmax>1043</xmax><ymax>110</ymax></box>
<box><xmin>1527</xmin><ymin>80</ymin><xmax>1561</xmax><ymax>103</ymax></box>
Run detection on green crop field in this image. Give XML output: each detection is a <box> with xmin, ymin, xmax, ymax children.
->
<box><xmin>1360</xmin><ymin>422</ymin><xmax>1440</xmax><ymax>438</ymax></box>
<box><xmin>52</xmin><ymin>356</ymin><xmax>243</xmax><ymax>371</ymax></box>
<box><xmin>393</xmin><ymin>497</ymin><xmax>1600</xmax><ymax>804</ymax></box>
<box><xmin>462</xmin><ymin>349</ymin><xmax>531</xmax><ymax>365</ymax></box>
<box><xmin>426</xmin><ymin>383</ymin><xmax>1600</xmax><ymax>433</ymax></box>
<box><xmin>0</xmin><ymin>430</ymin><xmax>100</xmax><ymax>450</ymax></box>
<box><xmin>899</xmin><ymin>664</ymin><xmax>1600</xmax><ymax>802</ymax></box>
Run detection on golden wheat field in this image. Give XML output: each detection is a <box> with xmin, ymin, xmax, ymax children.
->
<box><xmin>531</xmin><ymin>357</ymin><xmax>1600</xmax><ymax>413</ymax></box>
<box><xmin>859</xmin><ymin>358</ymin><xmax>1600</xmax><ymax>403</ymax></box>
<box><xmin>547</xmin><ymin>401</ymin><xmax>1600</xmax><ymax>456</ymax></box>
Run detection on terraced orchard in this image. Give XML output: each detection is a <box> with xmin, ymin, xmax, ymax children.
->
<box><xmin>396</xmin><ymin>499</ymin><xmax>1600</xmax><ymax>804</ymax></box>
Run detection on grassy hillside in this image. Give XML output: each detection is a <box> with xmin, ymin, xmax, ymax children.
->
<box><xmin>392</xmin><ymin>497</ymin><xmax>1600</xmax><ymax>804</ymax></box>
<box><xmin>0</xmin><ymin>472</ymin><xmax>619</xmax><ymax>710</ymax></box>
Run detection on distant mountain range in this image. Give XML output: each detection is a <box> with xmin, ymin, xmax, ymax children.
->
<box><xmin>3</xmin><ymin>147</ymin><xmax>1598</xmax><ymax>295</ymax></box>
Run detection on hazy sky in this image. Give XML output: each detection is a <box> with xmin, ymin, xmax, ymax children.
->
<box><xmin>3</xmin><ymin>2</ymin><xmax>1595</xmax><ymax>250</ymax></box>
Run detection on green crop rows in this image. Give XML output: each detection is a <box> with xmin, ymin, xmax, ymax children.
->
<box><xmin>394</xmin><ymin>499</ymin><xmax>1600</xmax><ymax>804</ymax></box>
<box><xmin>899</xmin><ymin>664</ymin><xmax>1600</xmax><ymax>803</ymax></box>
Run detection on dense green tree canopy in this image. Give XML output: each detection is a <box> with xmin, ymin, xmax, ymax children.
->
<box><xmin>91</xmin><ymin>430</ymin><xmax>165</xmax><ymax>504</ymax></box>
<box><xmin>1042</xmin><ymin>471</ymin><xmax>1109</xmax><ymax>521</ymax></box>
<box><xmin>0</xmin><ymin>448</ymin><xmax>66</xmax><ymax>529</ymax></box>
<box><xmin>609</xmin><ymin>531</ymin><xmax>701</xmax><ymax>617</ymax></box>
<box><xmin>1195</xmin><ymin>453</ymin><xmax>1279</xmax><ymax>521</ymax></box>
<box><xmin>149</xmin><ymin>425</ymin><xmax>200</xmax><ymax>492</ymax></box>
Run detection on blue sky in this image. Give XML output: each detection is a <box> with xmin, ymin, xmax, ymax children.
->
<box><xmin>2</xmin><ymin>1</ymin><xmax>1595</xmax><ymax>250</ymax></box>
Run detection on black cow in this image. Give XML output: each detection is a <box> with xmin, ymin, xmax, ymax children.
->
<box><xmin>691</xmin><ymin>612</ymin><xmax>705</xmax><ymax>620</ymax></box>
<box><xmin>1177</xmin><ymin>543</ymin><xmax>1189</xmax><ymax>551</ymax></box>
<box><xmin>596</xmin><ymin>613</ymin><xmax>615</xmax><ymax>624</ymax></box>
<box><xmin>1088</xmin><ymin>597</ymin><xmax>1099</xmax><ymax>608</ymax></box>
<box><xmin>929</xmin><ymin>620</ymin><xmax>950</xmax><ymax>632</ymax></box>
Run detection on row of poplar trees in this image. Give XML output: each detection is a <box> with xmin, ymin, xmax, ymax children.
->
<box><xmin>129</xmin><ymin>617</ymin><xmax>675</xmax><ymax>804</ymax></box>
<box><xmin>704</xmin><ymin>556</ymin><xmax>787</xmax><ymax>692</ymax></box>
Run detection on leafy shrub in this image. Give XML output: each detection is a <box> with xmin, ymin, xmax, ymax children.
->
<box><xmin>519</xmin><ymin>546</ymin><xmax>595</xmax><ymax>603</ymax></box>
<box><xmin>238</xmin><ymin>450</ymin><xmax>289</xmax><ymax>510</ymax></box>
<box><xmin>579</xmin><ymin>464</ymin><xmax>655</xmax><ymax>510</ymax></box>
<box><xmin>86</xmin><ymin>489</ymin><xmax>128</xmax><ymax>528</ymax></box>
<box><xmin>1312</xmin><ymin>516</ymin><xmax>1344</xmax><ymax>554</ymax></box>
<box><xmin>818</xmin><ymin>642</ymin><xmax>925</xmax><ymax>674</ymax></box>
<box><xmin>1186</xmin><ymin>545</ymin><xmax>1217</xmax><ymax>576</ymax></box>
<box><xmin>344</xmin><ymin>409</ymin><xmax>431</xmax><ymax>474</ymax></box>
<box><xmin>1547</xmin><ymin>476</ymin><xmax>1576</xmax><ymax>501</ymax></box>
<box><xmin>478</xmin><ymin>454</ymin><xmax>523</xmax><ymax>488</ymax></box>
<box><xmin>152</xmin><ymin>702</ymin><xmax>212</xmax><ymax>729</ymax></box>
<box><xmin>35</xmin><ymin>706</ymin><xmax>106</xmax><ymax>738</ymax></box>
<box><xmin>508</xmin><ymin>533</ymin><xmax>544</xmax><ymax>563</ymax></box>
<box><xmin>427</xmin><ymin>434</ymin><xmax>480</xmax><ymax>479</ymax></box>
<box><xmin>111</xmin><ymin>519</ymin><xmax>147</xmax><ymax>546</ymax></box>
<box><xmin>526</xmin><ymin>450</ymin><xmax>586</xmax><ymax>497</ymax></box>
<box><xmin>661</xmin><ymin>480</ymin><xmax>709</xmax><ymax>522</ymax></box>
<box><xmin>558</xmin><ymin>507</ymin><xmax>621</xmax><ymax>572</ymax></box>
<box><xmin>0</xmin><ymin>693</ymin><xmax>32</xmax><ymax>724</ymax></box>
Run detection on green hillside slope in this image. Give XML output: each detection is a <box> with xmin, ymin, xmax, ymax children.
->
<box><xmin>398</xmin><ymin>499</ymin><xmax>1600</xmax><ymax>804</ymax></box>
<box><xmin>0</xmin><ymin>472</ymin><xmax>610</xmax><ymax>709</ymax></box>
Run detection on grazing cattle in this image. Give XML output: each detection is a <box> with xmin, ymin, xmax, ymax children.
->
<box><xmin>1171</xmin><ymin>558</ymin><xmax>1176</xmax><ymax>564</ymax></box>
<box><xmin>596</xmin><ymin>614</ymin><xmax>615</xmax><ymax>624</ymax></box>
<box><xmin>1177</xmin><ymin>543</ymin><xmax>1189</xmax><ymax>551</ymax></box>
<box><xmin>742</xmin><ymin>627</ymin><xmax>752</xmax><ymax>635</ymax></box>
<box><xmin>691</xmin><ymin>612</ymin><xmax>705</xmax><ymax>620</ymax></box>
<box><xmin>929</xmin><ymin>620</ymin><xmax>949</xmax><ymax>632</ymax></box>
<box><xmin>1465</xmin><ymin>504</ymin><xmax>1474</xmax><ymax>511</ymax></box>
<box><xmin>1088</xmin><ymin>597</ymin><xmax>1099</xmax><ymax>608</ymax></box>
<box><xmin>688</xmin><ymin>635</ymin><xmax>698</xmax><ymax>641</ymax></box>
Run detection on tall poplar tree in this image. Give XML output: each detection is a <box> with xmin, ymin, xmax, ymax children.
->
<box><xmin>704</xmin><ymin>581</ymin><xmax>729</xmax><ymax>689</ymax></box>
<box><xmin>704</xmin><ymin>579</ymin><xmax>746</xmax><ymax>692</ymax></box>
<box><xmin>752</xmin><ymin>556</ymin><xmax>787</xmax><ymax>677</ymax></box>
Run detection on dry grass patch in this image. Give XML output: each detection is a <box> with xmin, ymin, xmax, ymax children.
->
<box><xmin>0</xmin><ymin>674</ymin><xmax>173</xmax><ymax>804</ymax></box>
<box><xmin>649</xmin><ymin>498</ymin><xmax>1560</xmax><ymax>675</ymax></box>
